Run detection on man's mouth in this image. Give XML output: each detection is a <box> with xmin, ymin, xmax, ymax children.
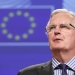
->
<box><xmin>53</xmin><ymin>38</ymin><xmax>62</xmax><ymax>42</ymax></box>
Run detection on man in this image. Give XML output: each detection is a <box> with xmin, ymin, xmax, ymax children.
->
<box><xmin>17</xmin><ymin>9</ymin><xmax>75</xmax><ymax>75</ymax></box>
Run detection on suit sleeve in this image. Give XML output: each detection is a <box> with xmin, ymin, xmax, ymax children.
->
<box><xmin>16</xmin><ymin>62</ymin><xmax>50</xmax><ymax>75</ymax></box>
<box><xmin>17</xmin><ymin>67</ymin><xmax>39</xmax><ymax>75</ymax></box>
<box><xmin>17</xmin><ymin>71</ymin><xmax>22</xmax><ymax>75</ymax></box>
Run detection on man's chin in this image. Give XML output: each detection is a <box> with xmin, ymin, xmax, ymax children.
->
<box><xmin>51</xmin><ymin>47</ymin><xmax>64</xmax><ymax>51</ymax></box>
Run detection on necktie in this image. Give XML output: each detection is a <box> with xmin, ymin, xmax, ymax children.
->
<box><xmin>59</xmin><ymin>64</ymin><xmax>67</xmax><ymax>75</ymax></box>
<box><xmin>55</xmin><ymin>64</ymin><xmax>67</xmax><ymax>75</ymax></box>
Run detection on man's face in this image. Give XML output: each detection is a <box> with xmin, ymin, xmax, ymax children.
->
<box><xmin>48</xmin><ymin>13</ymin><xmax>75</xmax><ymax>51</ymax></box>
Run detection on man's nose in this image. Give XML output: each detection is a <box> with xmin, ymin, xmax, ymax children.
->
<box><xmin>54</xmin><ymin>26</ymin><xmax>61</xmax><ymax>35</ymax></box>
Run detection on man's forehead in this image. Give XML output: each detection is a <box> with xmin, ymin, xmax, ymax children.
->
<box><xmin>49</xmin><ymin>22</ymin><xmax>69</xmax><ymax>25</ymax></box>
<box><xmin>49</xmin><ymin>14</ymin><xmax>73</xmax><ymax>25</ymax></box>
<box><xmin>50</xmin><ymin>13</ymin><xmax>73</xmax><ymax>21</ymax></box>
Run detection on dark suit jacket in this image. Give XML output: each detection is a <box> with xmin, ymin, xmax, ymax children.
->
<box><xmin>17</xmin><ymin>61</ymin><xmax>54</xmax><ymax>75</ymax></box>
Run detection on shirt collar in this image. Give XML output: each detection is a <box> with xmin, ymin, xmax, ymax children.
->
<box><xmin>52</xmin><ymin>56</ymin><xmax>75</xmax><ymax>70</ymax></box>
<box><xmin>65</xmin><ymin>56</ymin><xmax>75</xmax><ymax>70</ymax></box>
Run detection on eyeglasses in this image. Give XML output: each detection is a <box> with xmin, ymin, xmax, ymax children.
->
<box><xmin>46</xmin><ymin>23</ymin><xmax>75</xmax><ymax>33</ymax></box>
<box><xmin>69</xmin><ymin>23</ymin><xmax>75</xmax><ymax>28</ymax></box>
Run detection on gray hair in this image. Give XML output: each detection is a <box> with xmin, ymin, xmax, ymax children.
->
<box><xmin>46</xmin><ymin>9</ymin><xmax>75</xmax><ymax>34</ymax></box>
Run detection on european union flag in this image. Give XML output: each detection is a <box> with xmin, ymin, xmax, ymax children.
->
<box><xmin>0</xmin><ymin>8</ymin><xmax>51</xmax><ymax>42</ymax></box>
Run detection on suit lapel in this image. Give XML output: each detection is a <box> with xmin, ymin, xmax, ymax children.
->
<box><xmin>49</xmin><ymin>61</ymin><xmax>54</xmax><ymax>75</ymax></box>
<box><xmin>38</xmin><ymin>61</ymin><xmax>54</xmax><ymax>75</ymax></box>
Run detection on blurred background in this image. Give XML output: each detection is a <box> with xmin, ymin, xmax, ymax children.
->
<box><xmin>0</xmin><ymin>0</ymin><xmax>75</xmax><ymax>75</ymax></box>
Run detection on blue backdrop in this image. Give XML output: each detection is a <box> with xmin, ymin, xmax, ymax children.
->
<box><xmin>0</xmin><ymin>0</ymin><xmax>75</xmax><ymax>75</ymax></box>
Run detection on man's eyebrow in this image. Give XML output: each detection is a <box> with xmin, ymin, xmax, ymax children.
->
<box><xmin>69</xmin><ymin>23</ymin><xmax>75</xmax><ymax>28</ymax></box>
<box><xmin>49</xmin><ymin>25</ymin><xmax>56</xmax><ymax>27</ymax></box>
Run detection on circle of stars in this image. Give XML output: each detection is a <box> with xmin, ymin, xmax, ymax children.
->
<box><xmin>0</xmin><ymin>10</ymin><xmax>36</xmax><ymax>41</ymax></box>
